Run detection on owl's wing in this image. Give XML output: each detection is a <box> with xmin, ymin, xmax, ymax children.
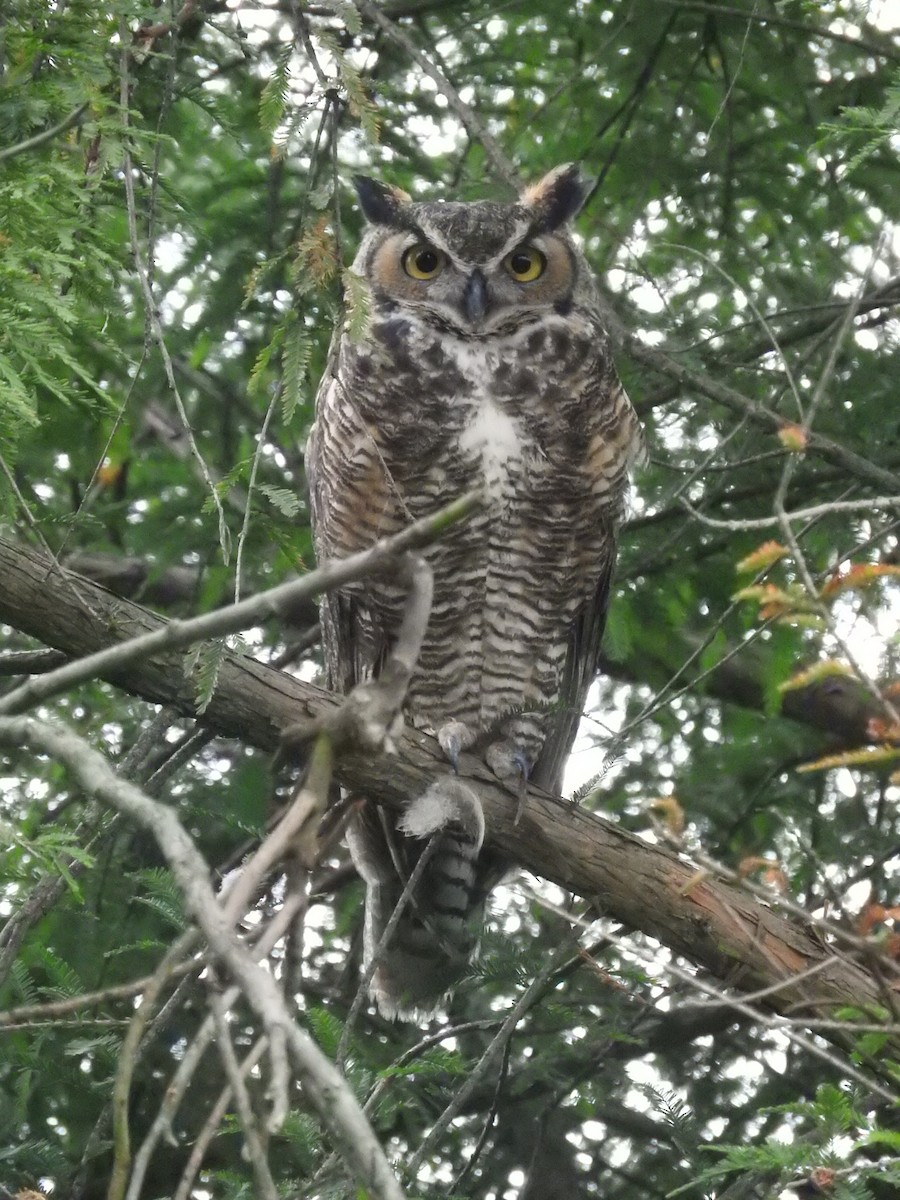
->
<box><xmin>531</xmin><ymin>543</ymin><xmax>616</xmax><ymax>795</ymax></box>
<box><xmin>532</xmin><ymin>377</ymin><xmax>644</xmax><ymax>796</ymax></box>
<box><xmin>305</xmin><ymin>352</ymin><xmax>391</xmax><ymax>694</ymax></box>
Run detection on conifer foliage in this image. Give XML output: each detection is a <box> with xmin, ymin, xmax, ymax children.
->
<box><xmin>1</xmin><ymin>3</ymin><xmax>899</xmax><ymax>1197</ymax></box>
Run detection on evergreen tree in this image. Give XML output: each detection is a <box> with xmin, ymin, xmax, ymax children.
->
<box><xmin>1</xmin><ymin>2</ymin><xmax>899</xmax><ymax>1196</ymax></box>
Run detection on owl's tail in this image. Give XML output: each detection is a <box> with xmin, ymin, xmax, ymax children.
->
<box><xmin>348</xmin><ymin>779</ymin><xmax>501</xmax><ymax>1019</ymax></box>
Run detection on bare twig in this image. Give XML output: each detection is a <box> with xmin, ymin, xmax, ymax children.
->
<box><xmin>681</xmin><ymin>493</ymin><xmax>900</xmax><ymax>531</ymax></box>
<box><xmin>0</xmin><ymin>961</ymin><xmax>191</xmax><ymax>1027</ymax></box>
<box><xmin>451</xmin><ymin>1034</ymin><xmax>511</xmax><ymax>1190</ymax></box>
<box><xmin>0</xmin><ymin>716</ymin><xmax>407</xmax><ymax>1200</ymax></box>
<box><xmin>361</xmin><ymin>1019</ymin><xmax>498</xmax><ymax>1115</ymax></box>
<box><xmin>617</xmin><ymin>332</ymin><xmax>900</xmax><ymax>493</ymax></box>
<box><xmin>172</xmin><ymin>1036</ymin><xmax>270</xmax><ymax>1200</ymax></box>
<box><xmin>659</xmin><ymin>242</ymin><xmax>805</xmax><ymax>419</ymax></box>
<box><xmin>108</xmin><ymin>930</ymin><xmax>198</xmax><ymax>1200</ymax></box>
<box><xmin>127</xmin><ymin>897</ymin><xmax>304</xmax><ymax>1200</ymax></box>
<box><xmin>314</xmin><ymin>551</ymin><xmax>434</xmax><ymax>757</ymax></box>
<box><xmin>118</xmin><ymin>33</ymin><xmax>231</xmax><ymax>562</ymax></box>
<box><xmin>0</xmin><ymin>452</ymin><xmax>62</xmax><ymax>563</ymax></box>
<box><xmin>406</xmin><ymin>946</ymin><xmax>566</xmax><ymax>1179</ymax></box>
<box><xmin>209</xmin><ymin>985</ymin><xmax>278</xmax><ymax>1200</ymax></box>
<box><xmin>234</xmin><ymin>384</ymin><xmax>281</xmax><ymax>604</ymax></box>
<box><xmin>220</xmin><ymin>733</ymin><xmax>332</xmax><ymax>925</ymax></box>
<box><xmin>653</xmin><ymin>0</ymin><xmax>900</xmax><ymax>62</ymax></box>
<box><xmin>768</xmin><ymin>234</ymin><xmax>900</xmax><ymax>732</ymax></box>
<box><xmin>526</xmin><ymin>889</ymin><xmax>900</xmax><ymax>1107</ymax></box>
<box><xmin>0</xmin><ymin>491</ymin><xmax>479</xmax><ymax>716</ymax></box>
<box><xmin>336</xmin><ymin>832</ymin><xmax>440</xmax><ymax>1068</ymax></box>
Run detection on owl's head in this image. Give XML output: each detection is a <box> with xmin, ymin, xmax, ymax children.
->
<box><xmin>351</xmin><ymin>165</ymin><xmax>596</xmax><ymax>336</ymax></box>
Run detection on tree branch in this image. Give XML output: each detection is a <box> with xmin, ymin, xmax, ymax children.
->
<box><xmin>0</xmin><ymin>535</ymin><xmax>896</xmax><ymax>1048</ymax></box>
<box><xmin>0</xmin><ymin>101</ymin><xmax>89</xmax><ymax>164</ymax></box>
<box><xmin>351</xmin><ymin>0</ymin><xmax>520</xmax><ymax>188</ymax></box>
<box><xmin>598</xmin><ymin>634</ymin><xmax>884</xmax><ymax>748</ymax></box>
<box><xmin>0</xmin><ymin>493</ymin><xmax>477</xmax><ymax>716</ymax></box>
<box><xmin>617</xmin><ymin>332</ymin><xmax>900</xmax><ymax>494</ymax></box>
<box><xmin>653</xmin><ymin>0</ymin><xmax>900</xmax><ymax>63</ymax></box>
<box><xmin>0</xmin><ymin>715</ymin><xmax>407</xmax><ymax>1200</ymax></box>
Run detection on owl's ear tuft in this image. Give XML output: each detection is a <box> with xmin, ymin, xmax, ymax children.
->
<box><xmin>353</xmin><ymin>176</ymin><xmax>412</xmax><ymax>226</ymax></box>
<box><xmin>521</xmin><ymin>163</ymin><xmax>589</xmax><ymax>230</ymax></box>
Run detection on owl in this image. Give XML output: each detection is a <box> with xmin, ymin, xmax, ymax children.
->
<box><xmin>306</xmin><ymin>164</ymin><xmax>642</xmax><ymax>1018</ymax></box>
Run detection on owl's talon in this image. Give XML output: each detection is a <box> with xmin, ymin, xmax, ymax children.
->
<box><xmin>485</xmin><ymin>741</ymin><xmax>531</xmax><ymax>824</ymax></box>
<box><xmin>438</xmin><ymin>719</ymin><xmax>476</xmax><ymax>773</ymax></box>
<box><xmin>512</xmin><ymin>754</ymin><xmax>530</xmax><ymax>825</ymax></box>
<box><xmin>513</xmin><ymin>765</ymin><xmax>530</xmax><ymax>826</ymax></box>
<box><xmin>444</xmin><ymin>740</ymin><xmax>461</xmax><ymax>774</ymax></box>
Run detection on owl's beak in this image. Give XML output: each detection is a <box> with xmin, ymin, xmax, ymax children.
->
<box><xmin>462</xmin><ymin>269</ymin><xmax>489</xmax><ymax>326</ymax></box>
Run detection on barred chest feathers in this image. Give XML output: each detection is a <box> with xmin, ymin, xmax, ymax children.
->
<box><xmin>341</xmin><ymin>307</ymin><xmax>613</xmax><ymax>517</ymax></box>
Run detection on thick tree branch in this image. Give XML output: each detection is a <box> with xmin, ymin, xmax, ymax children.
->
<box><xmin>599</xmin><ymin>636</ymin><xmax>886</xmax><ymax>747</ymax></box>
<box><xmin>62</xmin><ymin>551</ymin><xmax>204</xmax><ymax>610</ymax></box>
<box><xmin>0</xmin><ymin>535</ymin><xmax>896</xmax><ymax>1047</ymax></box>
<box><xmin>0</xmin><ymin>493</ymin><xmax>476</xmax><ymax>716</ymax></box>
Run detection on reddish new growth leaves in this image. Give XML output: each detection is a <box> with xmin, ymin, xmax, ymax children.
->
<box><xmin>777</xmin><ymin>422</ymin><xmax>808</xmax><ymax>453</ymax></box>
<box><xmin>732</xmin><ymin>581</ymin><xmax>822</xmax><ymax>627</ymax></box>
<box><xmin>734</xmin><ymin>544</ymin><xmax>900</xmax><ymax>622</ymax></box>
<box><xmin>735</xmin><ymin>540</ymin><xmax>789</xmax><ymax>574</ymax></box>
<box><xmin>733</xmin><ymin>544</ymin><xmax>900</xmax><ymax>781</ymax></box>
<box><xmin>737</xmin><ymin>856</ymin><xmax>789</xmax><ymax>893</ymax></box>
<box><xmin>856</xmin><ymin>900</ymin><xmax>900</xmax><ymax>961</ymax></box>
<box><xmin>820</xmin><ymin>562</ymin><xmax>900</xmax><ymax>598</ymax></box>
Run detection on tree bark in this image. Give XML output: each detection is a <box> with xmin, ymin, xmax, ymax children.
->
<box><xmin>0</xmin><ymin>534</ymin><xmax>895</xmax><ymax>1040</ymax></box>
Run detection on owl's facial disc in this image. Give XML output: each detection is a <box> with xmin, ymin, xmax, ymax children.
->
<box><xmin>367</xmin><ymin>222</ymin><xmax>576</xmax><ymax>334</ymax></box>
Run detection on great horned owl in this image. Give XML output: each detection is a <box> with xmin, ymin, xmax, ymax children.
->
<box><xmin>307</xmin><ymin>165</ymin><xmax>642</xmax><ymax>1017</ymax></box>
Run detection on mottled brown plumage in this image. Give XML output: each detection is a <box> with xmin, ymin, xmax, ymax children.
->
<box><xmin>307</xmin><ymin>165</ymin><xmax>642</xmax><ymax>1016</ymax></box>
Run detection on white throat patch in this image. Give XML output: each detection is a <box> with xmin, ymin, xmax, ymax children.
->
<box><xmin>459</xmin><ymin>398</ymin><xmax>523</xmax><ymax>499</ymax></box>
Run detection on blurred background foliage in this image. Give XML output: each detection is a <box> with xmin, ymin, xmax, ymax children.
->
<box><xmin>1</xmin><ymin>0</ymin><xmax>900</xmax><ymax>1196</ymax></box>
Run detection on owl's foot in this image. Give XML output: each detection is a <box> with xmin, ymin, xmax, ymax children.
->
<box><xmin>485</xmin><ymin>741</ymin><xmax>531</xmax><ymax>825</ymax></box>
<box><xmin>437</xmin><ymin>719</ymin><xmax>477</xmax><ymax>772</ymax></box>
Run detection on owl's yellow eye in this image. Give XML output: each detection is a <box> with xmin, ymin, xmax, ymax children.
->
<box><xmin>402</xmin><ymin>243</ymin><xmax>445</xmax><ymax>280</ymax></box>
<box><xmin>504</xmin><ymin>245</ymin><xmax>546</xmax><ymax>282</ymax></box>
